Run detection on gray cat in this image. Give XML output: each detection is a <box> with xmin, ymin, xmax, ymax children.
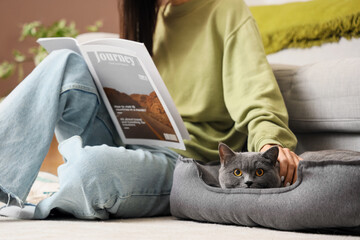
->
<box><xmin>218</xmin><ymin>143</ymin><xmax>281</xmax><ymax>189</ymax></box>
<box><xmin>195</xmin><ymin>143</ymin><xmax>281</xmax><ymax>189</ymax></box>
<box><xmin>196</xmin><ymin>143</ymin><xmax>360</xmax><ymax>189</ymax></box>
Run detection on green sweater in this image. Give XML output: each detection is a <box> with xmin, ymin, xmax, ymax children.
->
<box><xmin>153</xmin><ymin>0</ymin><xmax>297</xmax><ymax>161</ymax></box>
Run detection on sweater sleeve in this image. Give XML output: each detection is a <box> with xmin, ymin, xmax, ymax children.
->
<box><xmin>222</xmin><ymin>18</ymin><xmax>297</xmax><ymax>152</ymax></box>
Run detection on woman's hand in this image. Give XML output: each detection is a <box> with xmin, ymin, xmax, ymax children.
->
<box><xmin>260</xmin><ymin>144</ymin><xmax>303</xmax><ymax>186</ymax></box>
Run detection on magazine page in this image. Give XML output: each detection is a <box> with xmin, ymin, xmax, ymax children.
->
<box><xmin>81</xmin><ymin>38</ymin><xmax>190</xmax><ymax>141</ymax></box>
<box><xmin>80</xmin><ymin>44</ymin><xmax>186</xmax><ymax>150</ymax></box>
<box><xmin>37</xmin><ymin>37</ymin><xmax>81</xmax><ymax>55</ymax></box>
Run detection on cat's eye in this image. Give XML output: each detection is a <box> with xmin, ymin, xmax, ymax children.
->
<box><xmin>255</xmin><ymin>168</ymin><xmax>264</xmax><ymax>177</ymax></box>
<box><xmin>233</xmin><ymin>169</ymin><xmax>242</xmax><ymax>176</ymax></box>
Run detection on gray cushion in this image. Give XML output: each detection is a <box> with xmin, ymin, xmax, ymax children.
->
<box><xmin>295</xmin><ymin>132</ymin><xmax>360</xmax><ymax>153</ymax></box>
<box><xmin>170</xmin><ymin>156</ymin><xmax>360</xmax><ymax>233</ymax></box>
<box><xmin>272</xmin><ymin>58</ymin><xmax>360</xmax><ymax>133</ymax></box>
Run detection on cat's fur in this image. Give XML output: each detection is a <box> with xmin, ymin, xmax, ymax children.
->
<box><xmin>195</xmin><ymin>143</ymin><xmax>360</xmax><ymax>189</ymax></box>
<box><xmin>218</xmin><ymin>143</ymin><xmax>281</xmax><ymax>189</ymax></box>
<box><xmin>195</xmin><ymin>143</ymin><xmax>281</xmax><ymax>189</ymax></box>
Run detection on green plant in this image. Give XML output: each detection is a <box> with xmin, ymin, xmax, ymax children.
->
<box><xmin>0</xmin><ymin>19</ymin><xmax>103</xmax><ymax>81</ymax></box>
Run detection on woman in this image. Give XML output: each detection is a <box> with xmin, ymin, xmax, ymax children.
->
<box><xmin>0</xmin><ymin>0</ymin><xmax>300</xmax><ymax>219</ymax></box>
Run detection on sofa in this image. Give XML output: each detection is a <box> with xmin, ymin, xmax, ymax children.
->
<box><xmin>249</xmin><ymin>0</ymin><xmax>360</xmax><ymax>155</ymax></box>
<box><xmin>274</xmin><ymin>59</ymin><xmax>360</xmax><ymax>154</ymax></box>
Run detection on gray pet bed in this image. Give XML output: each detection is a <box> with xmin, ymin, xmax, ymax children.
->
<box><xmin>170</xmin><ymin>156</ymin><xmax>360</xmax><ymax>233</ymax></box>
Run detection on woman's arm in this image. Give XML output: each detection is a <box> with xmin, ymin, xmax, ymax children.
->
<box><xmin>223</xmin><ymin>17</ymin><xmax>299</xmax><ymax>185</ymax></box>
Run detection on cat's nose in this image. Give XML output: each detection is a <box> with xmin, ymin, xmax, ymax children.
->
<box><xmin>245</xmin><ymin>181</ymin><xmax>253</xmax><ymax>187</ymax></box>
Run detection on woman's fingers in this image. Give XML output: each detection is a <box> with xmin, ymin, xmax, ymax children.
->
<box><xmin>278</xmin><ymin>147</ymin><xmax>302</xmax><ymax>186</ymax></box>
<box><xmin>277</xmin><ymin>148</ymin><xmax>288</xmax><ymax>184</ymax></box>
<box><xmin>279</xmin><ymin>148</ymin><xmax>295</xmax><ymax>186</ymax></box>
<box><xmin>292</xmin><ymin>154</ymin><xmax>302</xmax><ymax>184</ymax></box>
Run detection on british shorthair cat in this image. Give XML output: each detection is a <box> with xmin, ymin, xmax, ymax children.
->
<box><xmin>218</xmin><ymin>143</ymin><xmax>281</xmax><ymax>189</ymax></box>
<box><xmin>195</xmin><ymin>143</ymin><xmax>281</xmax><ymax>189</ymax></box>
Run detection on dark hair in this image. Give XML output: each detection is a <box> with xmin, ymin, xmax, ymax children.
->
<box><xmin>118</xmin><ymin>0</ymin><xmax>160</xmax><ymax>56</ymax></box>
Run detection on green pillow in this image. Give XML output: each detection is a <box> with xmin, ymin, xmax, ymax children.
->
<box><xmin>249</xmin><ymin>0</ymin><xmax>360</xmax><ymax>54</ymax></box>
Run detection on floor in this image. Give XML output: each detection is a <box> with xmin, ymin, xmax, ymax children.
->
<box><xmin>0</xmin><ymin>216</ymin><xmax>359</xmax><ymax>240</ymax></box>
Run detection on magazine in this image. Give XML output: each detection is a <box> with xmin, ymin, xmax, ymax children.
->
<box><xmin>37</xmin><ymin>37</ymin><xmax>190</xmax><ymax>150</ymax></box>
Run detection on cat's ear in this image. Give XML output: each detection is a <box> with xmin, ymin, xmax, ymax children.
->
<box><xmin>219</xmin><ymin>142</ymin><xmax>236</xmax><ymax>166</ymax></box>
<box><xmin>262</xmin><ymin>146</ymin><xmax>279</xmax><ymax>166</ymax></box>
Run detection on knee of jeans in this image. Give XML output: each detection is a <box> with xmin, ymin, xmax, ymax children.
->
<box><xmin>52</xmin><ymin>49</ymin><xmax>89</xmax><ymax>74</ymax></box>
<box><xmin>55</xmin><ymin>50</ymin><xmax>98</xmax><ymax>95</ymax></box>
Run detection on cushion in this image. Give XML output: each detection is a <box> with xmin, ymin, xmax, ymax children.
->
<box><xmin>244</xmin><ymin>0</ymin><xmax>310</xmax><ymax>7</ymax></box>
<box><xmin>170</xmin><ymin>156</ymin><xmax>360</xmax><ymax>233</ymax></box>
<box><xmin>26</xmin><ymin>172</ymin><xmax>59</xmax><ymax>205</ymax></box>
<box><xmin>267</xmin><ymin>38</ymin><xmax>360</xmax><ymax>66</ymax></box>
<box><xmin>249</xmin><ymin>0</ymin><xmax>360</xmax><ymax>54</ymax></box>
<box><xmin>295</xmin><ymin>132</ymin><xmax>360</xmax><ymax>154</ymax></box>
<box><xmin>272</xmin><ymin>58</ymin><xmax>360</xmax><ymax>133</ymax></box>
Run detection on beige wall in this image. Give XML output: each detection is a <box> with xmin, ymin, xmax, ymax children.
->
<box><xmin>0</xmin><ymin>0</ymin><xmax>120</xmax><ymax>173</ymax></box>
<box><xmin>0</xmin><ymin>0</ymin><xmax>119</xmax><ymax>97</ymax></box>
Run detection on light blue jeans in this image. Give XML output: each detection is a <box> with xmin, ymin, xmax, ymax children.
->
<box><xmin>0</xmin><ymin>49</ymin><xmax>179</xmax><ymax>219</ymax></box>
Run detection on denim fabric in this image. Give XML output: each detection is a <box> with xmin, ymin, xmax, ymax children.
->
<box><xmin>0</xmin><ymin>49</ymin><xmax>178</xmax><ymax>219</ymax></box>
